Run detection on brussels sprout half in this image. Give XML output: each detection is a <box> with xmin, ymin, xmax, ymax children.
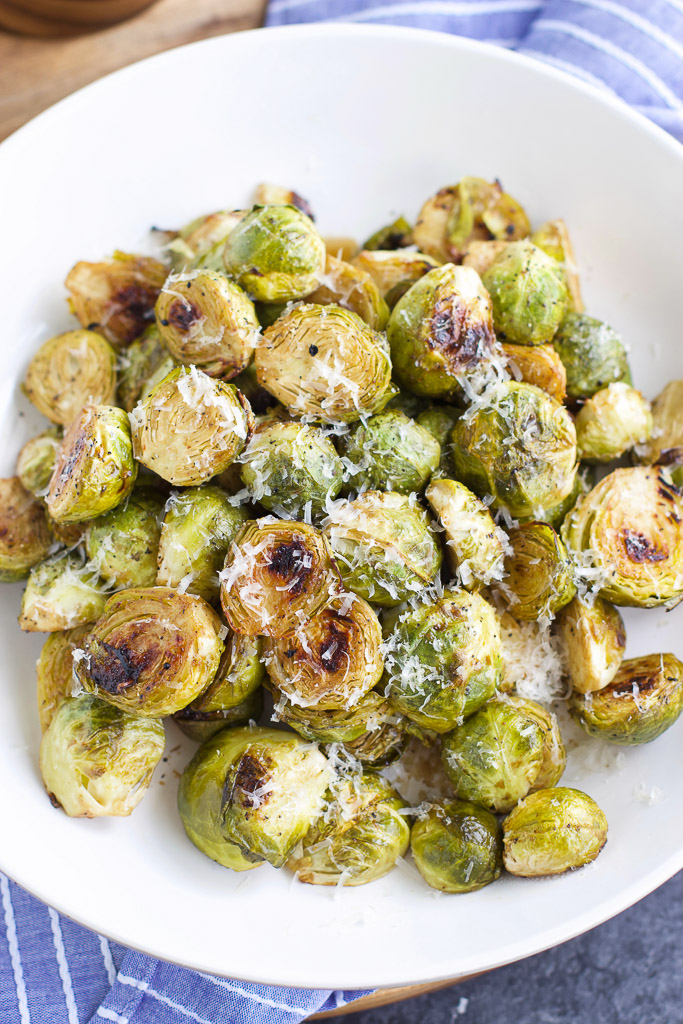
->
<box><xmin>341</xmin><ymin>410</ymin><xmax>440</xmax><ymax>495</ymax></box>
<box><xmin>168</xmin><ymin>210</ymin><xmax>246</xmax><ymax>272</ymax></box>
<box><xmin>16</xmin><ymin>429</ymin><xmax>62</xmax><ymax>498</ymax></box>
<box><xmin>553</xmin><ymin>312</ymin><xmax>631</xmax><ymax>401</ymax></box>
<box><xmin>575</xmin><ymin>383</ymin><xmax>652</xmax><ymax>463</ymax></box>
<box><xmin>86</xmin><ymin>491</ymin><xmax>164</xmax><ymax>589</ymax></box>
<box><xmin>481</xmin><ymin>241</ymin><xmax>569</xmax><ymax>345</ymax></box>
<box><xmin>426</xmin><ymin>478</ymin><xmax>508</xmax><ymax>588</ymax></box>
<box><xmin>36</xmin><ymin>625</ymin><xmax>90</xmax><ymax>732</ymax></box>
<box><xmin>411</xmin><ymin>800</ymin><xmax>503</xmax><ymax>893</ymax></box>
<box><xmin>502</xmin><ymin>342</ymin><xmax>567</xmax><ymax>403</ymax></box>
<box><xmin>23</xmin><ymin>330</ymin><xmax>117</xmax><ymax>426</ymax></box>
<box><xmin>503</xmin><ymin>787</ymin><xmax>608</xmax><ymax>876</ymax></box>
<box><xmin>117</xmin><ymin>327</ymin><xmax>176</xmax><ymax>412</ymax></box>
<box><xmin>0</xmin><ymin>477</ymin><xmax>52</xmax><ymax>583</ymax></box>
<box><xmin>495</xmin><ymin>521</ymin><xmax>576</xmax><ymax>621</ymax></box>
<box><xmin>639</xmin><ymin>380</ymin><xmax>683</xmax><ymax>488</ymax></box>
<box><xmin>305</xmin><ymin>254</ymin><xmax>389</xmax><ymax>331</ymax></box>
<box><xmin>351</xmin><ymin>249</ymin><xmax>440</xmax><ymax>306</ymax></box>
<box><xmin>362</xmin><ymin>216</ymin><xmax>412</xmax><ymax>251</ymax></box>
<box><xmin>19</xmin><ymin>552</ymin><xmax>108</xmax><ymax>632</ymax></box>
<box><xmin>556</xmin><ymin>596</ymin><xmax>626</xmax><ymax>694</ymax></box>
<box><xmin>531</xmin><ymin>218</ymin><xmax>583</xmax><ymax>313</ymax></box>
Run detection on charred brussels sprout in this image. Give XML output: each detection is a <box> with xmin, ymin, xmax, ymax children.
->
<box><xmin>496</xmin><ymin>521</ymin><xmax>576</xmax><ymax>621</ymax></box>
<box><xmin>481</xmin><ymin>241</ymin><xmax>568</xmax><ymax>345</ymax></box>
<box><xmin>16</xmin><ymin>429</ymin><xmax>61</xmax><ymax>497</ymax></box>
<box><xmin>322</xmin><ymin>491</ymin><xmax>442</xmax><ymax>606</ymax></box>
<box><xmin>168</xmin><ymin>210</ymin><xmax>246</xmax><ymax>271</ymax></box>
<box><xmin>117</xmin><ymin>327</ymin><xmax>176</xmax><ymax>412</ymax></box>
<box><xmin>387</xmin><ymin>264</ymin><xmax>497</xmax><ymax>399</ymax></box>
<box><xmin>175</xmin><ymin>690</ymin><xmax>263</xmax><ymax>743</ymax></box>
<box><xmin>288</xmin><ymin>773</ymin><xmax>410</xmax><ymax>885</ymax></box>
<box><xmin>305</xmin><ymin>254</ymin><xmax>389</xmax><ymax>330</ymax></box>
<box><xmin>36</xmin><ymin>625</ymin><xmax>90</xmax><ymax>732</ymax></box>
<box><xmin>0</xmin><ymin>478</ymin><xmax>52</xmax><ymax>582</ymax></box>
<box><xmin>75</xmin><ymin>587</ymin><xmax>224</xmax><ymax>716</ymax></box>
<box><xmin>556</xmin><ymin>596</ymin><xmax>626</xmax><ymax>694</ymax></box>
<box><xmin>531</xmin><ymin>218</ymin><xmax>583</xmax><ymax>313</ymax></box>
<box><xmin>39</xmin><ymin>695</ymin><xmax>165</xmax><ymax>817</ymax></box>
<box><xmin>19</xmin><ymin>552</ymin><xmax>107</xmax><ymax>632</ymax></box>
<box><xmin>569</xmin><ymin>653</ymin><xmax>683</xmax><ymax>744</ymax></box>
<box><xmin>85</xmin><ymin>491</ymin><xmax>163</xmax><ymax>589</ymax></box>
<box><xmin>239</xmin><ymin>421</ymin><xmax>343</xmax><ymax>518</ymax></box>
<box><xmin>553</xmin><ymin>312</ymin><xmax>631</xmax><ymax>401</ymax></box>
<box><xmin>363</xmin><ymin>216</ymin><xmax>412</xmax><ymax>251</ymax></box>
<box><xmin>256</xmin><ymin>304</ymin><xmax>393</xmax><ymax>424</ymax></box>
<box><xmin>47</xmin><ymin>405</ymin><xmax>137</xmax><ymax>524</ymax></box>
<box><xmin>503</xmin><ymin>787</ymin><xmax>608</xmax><ymax>876</ymax></box>
<box><xmin>155</xmin><ymin>270</ymin><xmax>259</xmax><ymax>379</ymax></box>
<box><xmin>383</xmin><ymin>588</ymin><xmax>501</xmax><ymax>733</ymax></box>
<box><xmin>562</xmin><ymin>467</ymin><xmax>683</xmax><ymax>607</ymax></box>
<box><xmin>502</xmin><ymin>342</ymin><xmax>567</xmax><ymax>403</ymax></box>
<box><xmin>253</xmin><ymin>184</ymin><xmax>314</xmax><ymax>217</ymax></box>
<box><xmin>351</xmin><ymin>249</ymin><xmax>440</xmax><ymax>306</ymax></box>
<box><xmin>130</xmin><ymin>366</ymin><xmax>253</xmax><ymax>486</ymax></box>
<box><xmin>23</xmin><ymin>330</ymin><xmax>117</xmax><ymax>426</ymax></box>
<box><xmin>576</xmin><ymin>383</ymin><xmax>652</xmax><ymax>462</ymax></box>
<box><xmin>223</xmin><ymin>205</ymin><xmax>325</xmax><ymax>302</ymax></box>
<box><xmin>411</xmin><ymin>800</ymin><xmax>503</xmax><ymax>893</ymax></box>
<box><xmin>341</xmin><ymin>410</ymin><xmax>440</xmax><ymax>495</ymax></box>
<box><xmin>426</xmin><ymin>478</ymin><xmax>508</xmax><ymax>588</ymax></box>
<box><xmin>65</xmin><ymin>252</ymin><xmax>167</xmax><ymax>347</ymax></box>
<box><xmin>156</xmin><ymin>486</ymin><xmax>248</xmax><ymax>602</ymax></box>
<box><xmin>451</xmin><ymin>381</ymin><xmax>577</xmax><ymax>519</ymax></box>
<box><xmin>639</xmin><ymin>380</ymin><xmax>683</xmax><ymax>487</ymax></box>
<box><xmin>264</xmin><ymin>593</ymin><xmax>383</xmax><ymax>710</ymax></box>
<box><xmin>220</xmin><ymin>518</ymin><xmax>340</xmax><ymax>637</ymax></box>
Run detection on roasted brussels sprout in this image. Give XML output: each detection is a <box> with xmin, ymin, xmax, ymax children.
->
<box><xmin>351</xmin><ymin>249</ymin><xmax>440</xmax><ymax>306</ymax></box>
<box><xmin>387</xmin><ymin>264</ymin><xmax>497</xmax><ymax>399</ymax></box>
<box><xmin>553</xmin><ymin>312</ymin><xmax>631</xmax><ymax>401</ymax></box>
<box><xmin>340</xmin><ymin>410</ymin><xmax>440</xmax><ymax>495</ymax></box>
<box><xmin>65</xmin><ymin>252</ymin><xmax>167</xmax><ymax>347</ymax></box>
<box><xmin>383</xmin><ymin>588</ymin><xmax>501</xmax><ymax>732</ymax></box>
<box><xmin>0</xmin><ymin>477</ymin><xmax>52</xmax><ymax>582</ymax></box>
<box><xmin>264</xmin><ymin>593</ymin><xmax>383</xmax><ymax>709</ymax></box>
<box><xmin>75</xmin><ymin>587</ymin><xmax>224</xmax><ymax>716</ymax></box>
<box><xmin>220</xmin><ymin>518</ymin><xmax>340</xmax><ymax>637</ymax></box>
<box><xmin>39</xmin><ymin>695</ymin><xmax>165</xmax><ymax>817</ymax></box>
<box><xmin>16</xmin><ymin>429</ymin><xmax>61</xmax><ymax>498</ymax></box>
<box><xmin>305</xmin><ymin>254</ymin><xmax>389</xmax><ymax>330</ymax></box>
<box><xmin>256</xmin><ymin>304</ymin><xmax>393</xmax><ymax>424</ymax></box>
<box><xmin>288</xmin><ymin>773</ymin><xmax>410</xmax><ymax>885</ymax></box>
<box><xmin>411</xmin><ymin>799</ymin><xmax>502</xmax><ymax>893</ymax></box>
<box><xmin>426</xmin><ymin>478</ymin><xmax>508</xmax><ymax>587</ymax></box>
<box><xmin>117</xmin><ymin>327</ymin><xmax>176</xmax><ymax>412</ymax></box>
<box><xmin>502</xmin><ymin>787</ymin><xmax>608</xmax><ymax>876</ymax></box>
<box><xmin>569</xmin><ymin>653</ymin><xmax>683</xmax><ymax>744</ymax></box>
<box><xmin>495</xmin><ymin>521</ymin><xmax>576</xmax><ymax>621</ymax></box>
<box><xmin>481</xmin><ymin>241</ymin><xmax>568</xmax><ymax>345</ymax></box>
<box><xmin>322</xmin><ymin>491</ymin><xmax>442</xmax><ymax>606</ymax></box>
<box><xmin>174</xmin><ymin>689</ymin><xmax>263</xmax><ymax>743</ymax></box>
<box><xmin>562</xmin><ymin>467</ymin><xmax>683</xmax><ymax>607</ymax></box>
<box><xmin>47</xmin><ymin>405</ymin><xmax>137</xmax><ymax>524</ymax></box>
<box><xmin>230</xmin><ymin>361</ymin><xmax>276</xmax><ymax>415</ymax></box>
<box><xmin>575</xmin><ymin>383</ymin><xmax>652</xmax><ymax>462</ymax></box>
<box><xmin>223</xmin><ymin>205</ymin><xmax>325</xmax><ymax>302</ymax></box>
<box><xmin>36</xmin><ymin>625</ymin><xmax>90</xmax><ymax>732</ymax></box>
<box><xmin>85</xmin><ymin>491</ymin><xmax>163</xmax><ymax>589</ymax></box>
<box><xmin>154</xmin><ymin>270</ymin><xmax>259</xmax><ymax>379</ymax></box>
<box><xmin>253</xmin><ymin>184</ymin><xmax>314</xmax><ymax>218</ymax></box>
<box><xmin>156</xmin><ymin>486</ymin><xmax>248</xmax><ymax>602</ymax></box>
<box><xmin>324</xmin><ymin>236</ymin><xmax>359</xmax><ymax>263</ymax></box>
<box><xmin>451</xmin><ymin>381</ymin><xmax>577</xmax><ymax>519</ymax></box>
<box><xmin>23</xmin><ymin>330</ymin><xmax>117</xmax><ymax>426</ymax></box>
<box><xmin>167</xmin><ymin>210</ymin><xmax>246</xmax><ymax>271</ymax></box>
<box><xmin>19</xmin><ymin>552</ymin><xmax>108</xmax><ymax>632</ymax></box>
<box><xmin>461</xmin><ymin>239</ymin><xmax>508</xmax><ymax>276</ymax></box>
<box><xmin>502</xmin><ymin>342</ymin><xmax>567</xmax><ymax>403</ymax></box>
<box><xmin>531</xmin><ymin>218</ymin><xmax>583</xmax><ymax>313</ymax></box>
<box><xmin>130</xmin><ymin>366</ymin><xmax>253</xmax><ymax>486</ymax></box>
<box><xmin>239</xmin><ymin>421</ymin><xmax>343</xmax><ymax>518</ymax></box>
<box><xmin>363</xmin><ymin>216</ymin><xmax>412</xmax><ymax>251</ymax></box>
<box><xmin>638</xmin><ymin>380</ymin><xmax>683</xmax><ymax>487</ymax></box>
<box><xmin>556</xmin><ymin>596</ymin><xmax>626</xmax><ymax>694</ymax></box>
<box><xmin>416</xmin><ymin>406</ymin><xmax>459</xmax><ymax>476</ymax></box>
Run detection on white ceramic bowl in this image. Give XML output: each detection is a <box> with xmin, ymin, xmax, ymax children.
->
<box><xmin>1</xmin><ymin>24</ymin><xmax>683</xmax><ymax>990</ymax></box>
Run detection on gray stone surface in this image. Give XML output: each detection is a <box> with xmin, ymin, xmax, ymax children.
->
<box><xmin>336</xmin><ymin>869</ymin><xmax>683</xmax><ymax>1024</ymax></box>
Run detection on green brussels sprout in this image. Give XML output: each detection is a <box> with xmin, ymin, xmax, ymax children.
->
<box><xmin>411</xmin><ymin>799</ymin><xmax>503</xmax><ymax>894</ymax></box>
<box><xmin>117</xmin><ymin>327</ymin><xmax>176</xmax><ymax>412</ymax></box>
<box><xmin>481</xmin><ymin>241</ymin><xmax>568</xmax><ymax>345</ymax></box>
<box><xmin>340</xmin><ymin>410</ymin><xmax>441</xmax><ymax>495</ymax></box>
<box><xmin>154</xmin><ymin>270</ymin><xmax>260</xmax><ymax>379</ymax></box>
<box><xmin>553</xmin><ymin>312</ymin><xmax>631</xmax><ymax>401</ymax></box>
<box><xmin>503</xmin><ymin>787</ymin><xmax>608</xmax><ymax>876</ymax></box>
<box><xmin>441</xmin><ymin>696</ymin><xmax>565</xmax><ymax>812</ymax></box>
<box><xmin>576</xmin><ymin>383</ymin><xmax>652</xmax><ymax>462</ymax></box>
<box><xmin>264</xmin><ymin>593</ymin><xmax>383</xmax><ymax>710</ymax></box>
<box><xmin>351</xmin><ymin>249</ymin><xmax>441</xmax><ymax>306</ymax></box>
<box><xmin>75</xmin><ymin>586</ymin><xmax>225</xmax><ymax>716</ymax></box>
<box><xmin>569</xmin><ymin>653</ymin><xmax>683</xmax><ymax>744</ymax></box>
<box><xmin>23</xmin><ymin>330</ymin><xmax>117</xmax><ymax>426</ymax></box>
<box><xmin>168</xmin><ymin>210</ymin><xmax>246</xmax><ymax>271</ymax></box>
<box><xmin>561</xmin><ymin>467</ymin><xmax>683</xmax><ymax>607</ymax></box>
<box><xmin>19</xmin><ymin>552</ymin><xmax>108</xmax><ymax>632</ymax></box>
<box><xmin>387</xmin><ymin>264</ymin><xmax>497</xmax><ymax>399</ymax></box>
<box><xmin>220</xmin><ymin>518</ymin><xmax>340</xmax><ymax>637</ymax></box>
<box><xmin>305</xmin><ymin>254</ymin><xmax>389</xmax><ymax>331</ymax></box>
<box><xmin>383</xmin><ymin>588</ymin><xmax>501</xmax><ymax>733</ymax></box>
<box><xmin>39</xmin><ymin>695</ymin><xmax>165</xmax><ymax>817</ymax></box>
<box><xmin>534</xmin><ymin>465</ymin><xmax>592</xmax><ymax>530</ymax></box>
<box><xmin>239</xmin><ymin>421</ymin><xmax>343</xmax><ymax>518</ymax></box>
<box><xmin>223</xmin><ymin>205</ymin><xmax>325</xmax><ymax>302</ymax></box>
<box><xmin>322</xmin><ymin>491</ymin><xmax>442</xmax><ymax>606</ymax></box>
<box><xmin>174</xmin><ymin>689</ymin><xmax>263</xmax><ymax>743</ymax></box>
<box><xmin>501</xmin><ymin>342</ymin><xmax>567</xmax><ymax>403</ymax></box>
<box><xmin>85</xmin><ymin>491</ymin><xmax>163</xmax><ymax>589</ymax></box>
<box><xmin>495</xmin><ymin>521</ymin><xmax>576</xmax><ymax>621</ymax></box>
<box><xmin>426</xmin><ymin>478</ymin><xmax>508</xmax><ymax>588</ymax></box>
<box><xmin>36</xmin><ymin>625</ymin><xmax>90</xmax><ymax>732</ymax></box>
<box><xmin>451</xmin><ymin>381</ymin><xmax>577</xmax><ymax>519</ymax></box>
<box><xmin>156</xmin><ymin>486</ymin><xmax>248</xmax><ymax>602</ymax></box>
<box><xmin>256</xmin><ymin>304</ymin><xmax>393</xmax><ymax>424</ymax></box>
<box><xmin>0</xmin><ymin>477</ymin><xmax>53</xmax><ymax>582</ymax></box>
<box><xmin>130</xmin><ymin>366</ymin><xmax>254</xmax><ymax>486</ymax></box>
<box><xmin>253</xmin><ymin>184</ymin><xmax>314</xmax><ymax>217</ymax></box>
<box><xmin>65</xmin><ymin>252</ymin><xmax>168</xmax><ymax>347</ymax></box>
<box><xmin>288</xmin><ymin>773</ymin><xmax>410</xmax><ymax>886</ymax></box>
<box><xmin>416</xmin><ymin>406</ymin><xmax>460</xmax><ymax>477</ymax></box>
<box><xmin>385</xmin><ymin>390</ymin><xmax>430</xmax><ymax>419</ymax></box>
<box><xmin>16</xmin><ymin>428</ymin><xmax>62</xmax><ymax>497</ymax></box>
<box><xmin>638</xmin><ymin>380</ymin><xmax>683</xmax><ymax>487</ymax></box>
<box><xmin>556</xmin><ymin>596</ymin><xmax>626</xmax><ymax>694</ymax></box>
<box><xmin>363</xmin><ymin>216</ymin><xmax>412</xmax><ymax>251</ymax></box>
<box><xmin>531</xmin><ymin>218</ymin><xmax>583</xmax><ymax>313</ymax></box>
<box><xmin>46</xmin><ymin>405</ymin><xmax>137</xmax><ymax>524</ymax></box>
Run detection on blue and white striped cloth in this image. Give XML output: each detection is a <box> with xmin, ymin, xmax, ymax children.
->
<box><xmin>3</xmin><ymin>4</ymin><xmax>682</xmax><ymax>1022</ymax></box>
